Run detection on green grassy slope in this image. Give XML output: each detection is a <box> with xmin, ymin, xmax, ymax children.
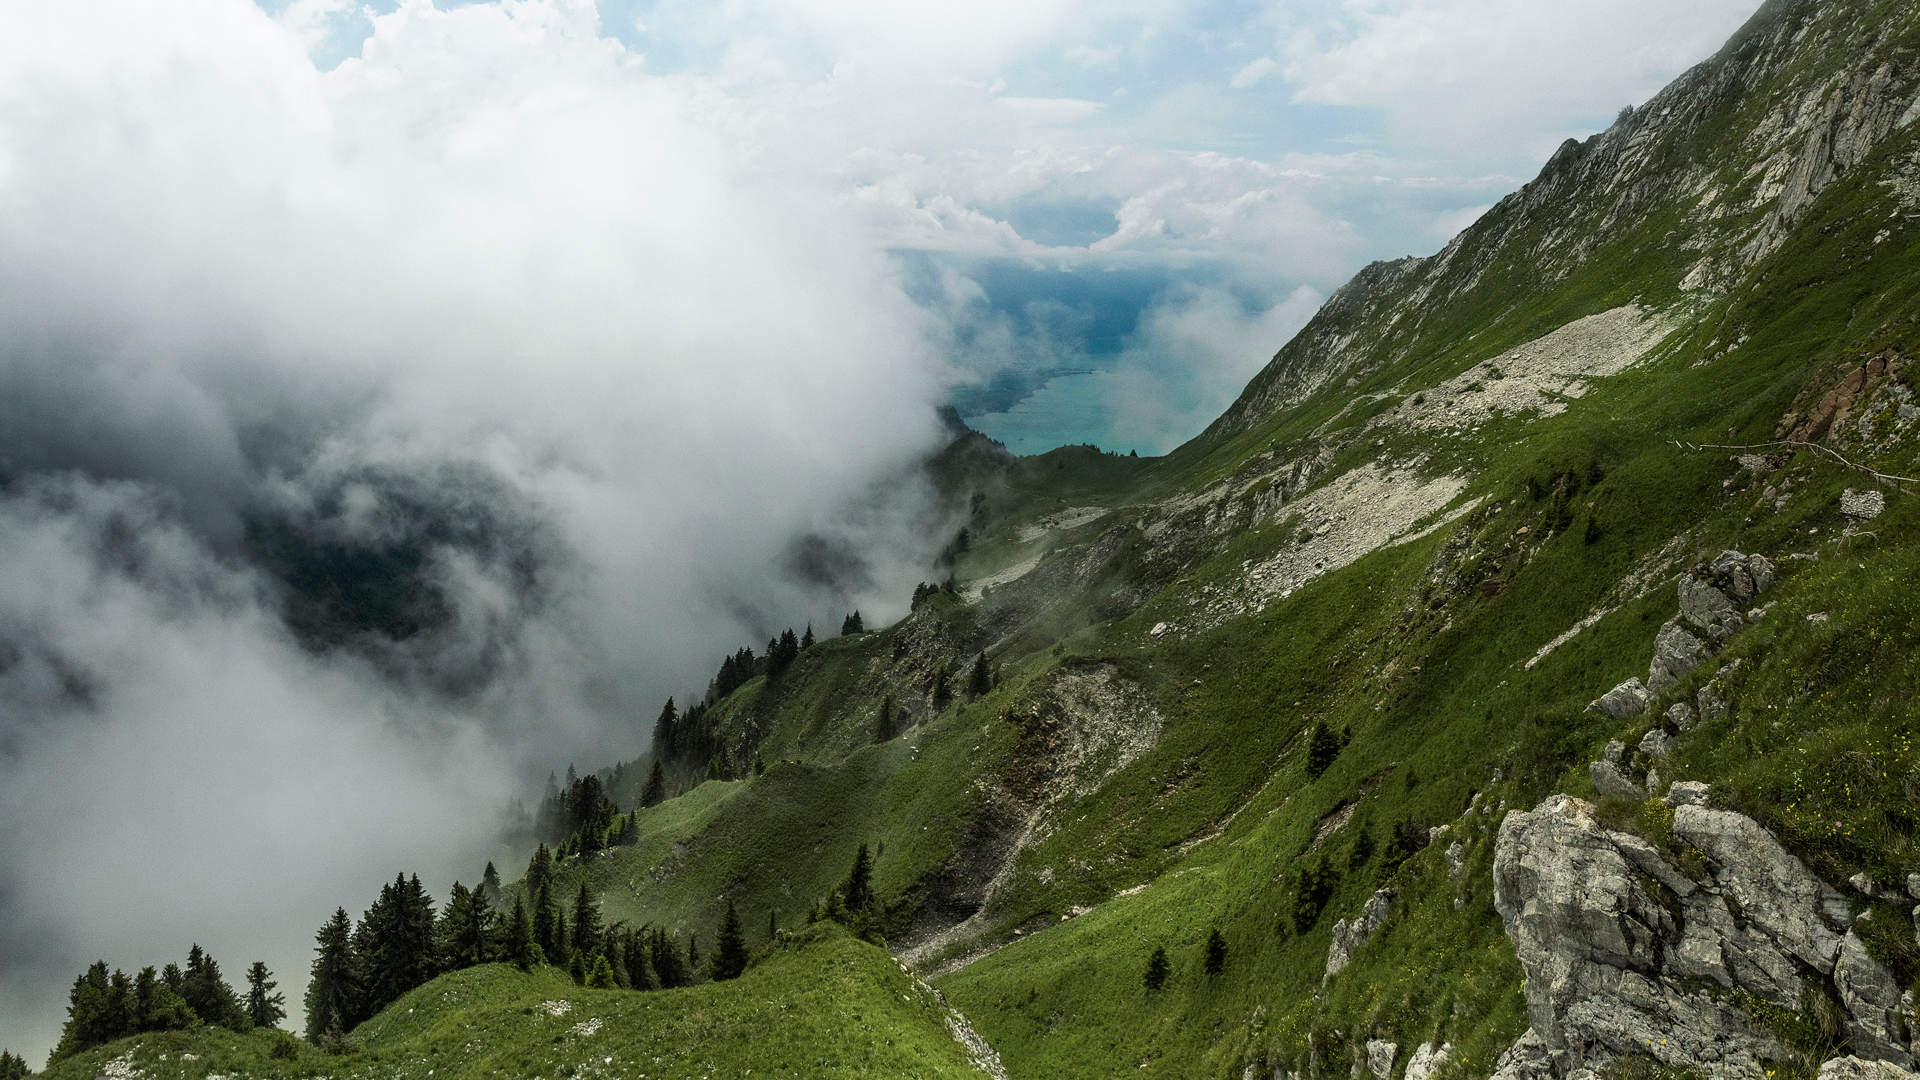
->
<box><xmin>435</xmin><ymin>2</ymin><xmax>1920</xmax><ymax>1077</ymax></box>
<box><xmin>39</xmin><ymin>926</ymin><xmax>993</xmax><ymax>1080</ymax></box>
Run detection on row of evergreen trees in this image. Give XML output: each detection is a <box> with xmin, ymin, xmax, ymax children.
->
<box><xmin>50</xmin><ymin>945</ymin><xmax>284</xmax><ymax>1063</ymax></box>
<box><xmin>0</xmin><ymin>1050</ymin><xmax>27</xmax><ymax>1080</ymax></box>
<box><xmin>533</xmin><ymin>768</ymin><xmax>627</xmax><ymax>855</ymax></box>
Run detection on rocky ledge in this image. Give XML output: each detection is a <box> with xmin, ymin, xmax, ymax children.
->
<box><xmin>1492</xmin><ymin>792</ymin><xmax>1915</xmax><ymax>1079</ymax></box>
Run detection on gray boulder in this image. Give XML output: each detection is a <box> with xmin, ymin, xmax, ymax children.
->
<box><xmin>1819</xmin><ymin>1058</ymin><xmax>1920</xmax><ymax>1080</ymax></box>
<box><xmin>1639</xmin><ymin>728</ymin><xmax>1676</xmax><ymax>759</ymax></box>
<box><xmin>1366</xmin><ymin>1040</ymin><xmax>1399</xmax><ymax>1080</ymax></box>
<box><xmin>1589</xmin><ymin>760</ymin><xmax>1644</xmax><ymax>801</ymax></box>
<box><xmin>1678</xmin><ymin>575</ymin><xmax>1744</xmax><ymax>641</ymax></box>
<box><xmin>1697</xmin><ymin>664</ymin><xmax>1738</xmax><ymax>721</ymax></box>
<box><xmin>1325</xmin><ymin>888</ymin><xmax>1393</xmax><ymax>980</ymax></box>
<box><xmin>1588</xmin><ymin>679</ymin><xmax>1651</xmax><ymax>719</ymax></box>
<box><xmin>1664</xmin><ymin>781</ymin><xmax>1710</xmax><ymax>807</ymax></box>
<box><xmin>1648</xmin><ymin>619</ymin><xmax>1711</xmax><ymax>692</ymax></box>
<box><xmin>1833</xmin><ymin>931</ymin><xmax>1911</xmax><ymax>1062</ymax></box>
<box><xmin>1405</xmin><ymin>1043</ymin><xmax>1452</xmax><ymax>1080</ymax></box>
<box><xmin>1665</xmin><ymin>701</ymin><xmax>1697</xmax><ymax>731</ymax></box>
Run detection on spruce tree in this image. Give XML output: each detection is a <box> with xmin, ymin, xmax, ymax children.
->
<box><xmin>51</xmin><ymin>961</ymin><xmax>113</xmax><ymax>1062</ymax></box>
<box><xmin>652</xmin><ymin>697</ymin><xmax>679</xmax><ymax>758</ymax></box>
<box><xmin>623</xmin><ymin>928</ymin><xmax>658</xmax><ymax>991</ymax></box>
<box><xmin>183</xmin><ymin>945</ymin><xmax>249</xmax><ymax>1031</ymax></box>
<box><xmin>505</xmin><ymin>894</ymin><xmax>542</xmax><ymax>970</ymax></box>
<box><xmin>648</xmin><ymin>928</ymin><xmax>690</xmax><ymax>989</ymax></box>
<box><xmin>533</xmin><ymin>879</ymin><xmax>565</xmax><ymax>964</ymax></box>
<box><xmin>686</xmin><ymin>932</ymin><xmax>700</xmax><ymax>972</ymax></box>
<box><xmin>841</xmin><ymin>611</ymin><xmax>863</xmax><ymax>635</ymax></box>
<box><xmin>0</xmin><ymin>1050</ymin><xmax>29</xmax><ymax>1080</ymax></box>
<box><xmin>640</xmin><ymin>760</ymin><xmax>667</xmax><ymax>807</ymax></box>
<box><xmin>711</xmin><ymin>902</ymin><xmax>749</xmax><ymax>981</ymax></box>
<box><xmin>801</xmin><ymin>624</ymin><xmax>815</xmax><ymax>649</ymax></box>
<box><xmin>844</xmin><ymin>843</ymin><xmax>875</xmax><ymax>912</ymax></box>
<box><xmin>244</xmin><ymin>961</ymin><xmax>287</xmax><ymax>1029</ymax></box>
<box><xmin>481</xmin><ymin>861</ymin><xmax>503</xmax><ymax>904</ymax></box>
<box><xmin>134</xmin><ymin>966</ymin><xmax>196</xmax><ymax>1033</ymax></box>
<box><xmin>1304</xmin><ymin>721</ymin><xmax>1342</xmax><ymax>780</ymax></box>
<box><xmin>571</xmin><ymin>882</ymin><xmax>603</xmax><ymax>962</ymax></box>
<box><xmin>1204</xmin><ymin>929</ymin><xmax>1227</xmax><ymax>976</ymax></box>
<box><xmin>305</xmin><ymin>908</ymin><xmax>361</xmax><ymax>1042</ymax></box>
<box><xmin>528</xmin><ymin>843</ymin><xmax>554</xmax><ymax>900</ymax></box>
<box><xmin>586</xmin><ymin>955</ymin><xmax>619</xmax><ymax>989</ymax></box>
<box><xmin>1144</xmin><ymin>945</ymin><xmax>1170</xmax><ymax>991</ymax></box>
<box><xmin>969</xmin><ymin>653</ymin><xmax>991</xmax><ymax>696</ymax></box>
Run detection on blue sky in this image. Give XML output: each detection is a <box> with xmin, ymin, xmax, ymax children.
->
<box><xmin>256</xmin><ymin>0</ymin><xmax>1760</xmax><ymax>454</ymax></box>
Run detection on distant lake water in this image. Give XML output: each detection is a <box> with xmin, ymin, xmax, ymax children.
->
<box><xmin>962</xmin><ymin>370</ymin><xmax>1122</xmax><ymax>456</ymax></box>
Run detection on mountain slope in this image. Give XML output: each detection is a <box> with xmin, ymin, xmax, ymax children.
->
<box><xmin>214</xmin><ymin>0</ymin><xmax>1920</xmax><ymax>1077</ymax></box>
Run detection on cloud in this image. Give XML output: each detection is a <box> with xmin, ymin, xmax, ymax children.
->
<box><xmin>0</xmin><ymin>0</ymin><xmax>949</xmax><ymax>1058</ymax></box>
<box><xmin>1280</xmin><ymin>0</ymin><xmax>1760</xmax><ymax>159</ymax></box>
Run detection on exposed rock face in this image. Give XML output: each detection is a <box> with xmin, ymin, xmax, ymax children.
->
<box><xmin>1493</xmin><ymin>795</ymin><xmax>1911</xmax><ymax>1078</ymax></box>
<box><xmin>1647</xmin><ymin>555</ymin><xmax>1772</xmax><ymax>692</ymax></box>
<box><xmin>1819</xmin><ymin>1058</ymin><xmax>1920</xmax><ymax>1080</ymax></box>
<box><xmin>1325</xmin><ymin>888</ymin><xmax>1393</xmax><ymax>980</ymax></box>
<box><xmin>1588</xmin><ymin>761</ymin><xmax>1644</xmax><ymax>801</ymax></box>
<box><xmin>1365</xmin><ymin>1040</ymin><xmax>1398</xmax><ymax>1080</ymax></box>
<box><xmin>1588</xmin><ymin>678</ymin><xmax>1651</xmax><ymax>719</ymax></box>
<box><xmin>1639</xmin><ymin>728</ymin><xmax>1676</xmax><ymax>759</ymax></box>
<box><xmin>1842</xmin><ymin>489</ymin><xmax>1888</xmax><ymax>521</ymax></box>
<box><xmin>1405</xmin><ymin>1042</ymin><xmax>1452</xmax><ymax>1080</ymax></box>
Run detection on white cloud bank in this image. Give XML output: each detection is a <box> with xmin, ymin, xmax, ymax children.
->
<box><xmin>0</xmin><ymin>0</ymin><xmax>948</xmax><ymax>1058</ymax></box>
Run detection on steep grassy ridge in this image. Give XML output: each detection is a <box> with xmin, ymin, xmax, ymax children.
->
<box><xmin>39</xmin><ymin>926</ymin><xmax>994</xmax><ymax>1080</ymax></box>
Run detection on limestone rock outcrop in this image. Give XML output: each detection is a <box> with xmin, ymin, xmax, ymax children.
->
<box><xmin>1492</xmin><ymin>794</ymin><xmax>1911</xmax><ymax>1078</ymax></box>
<box><xmin>1325</xmin><ymin>888</ymin><xmax>1393</xmax><ymax>980</ymax></box>
<box><xmin>1587</xmin><ymin>678</ymin><xmax>1650</xmax><ymax>719</ymax></box>
<box><xmin>1647</xmin><ymin>553</ymin><xmax>1773</xmax><ymax>693</ymax></box>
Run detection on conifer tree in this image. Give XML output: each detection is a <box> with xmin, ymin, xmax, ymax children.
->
<box><xmin>652</xmin><ymin>697</ymin><xmax>679</xmax><ymax>757</ymax></box>
<box><xmin>528</xmin><ymin>843</ymin><xmax>554</xmax><ymax>899</ymax></box>
<box><xmin>841</xmin><ymin>611</ymin><xmax>863</xmax><ymax>635</ymax></box>
<box><xmin>305</xmin><ymin>908</ymin><xmax>361</xmax><ymax>1042</ymax></box>
<box><xmin>505</xmin><ymin>894</ymin><xmax>542</xmax><ymax>970</ymax></box>
<box><xmin>844</xmin><ymin>844</ymin><xmax>875</xmax><ymax>912</ymax></box>
<box><xmin>1144</xmin><ymin>945</ymin><xmax>1170</xmax><ymax>991</ymax></box>
<box><xmin>51</xmin><ymin>961</ymin><xmax>114</xmax><ymax>1062</ymax></box>
<box><xmin>571</xmin><ymin>882</ymin><xmax>603</xmax><ymax>962</ymax></box>
<box><xmin>481</xmin><ymin>861</ymin><xmax>503</xmax><ymax>904</ymax></box>
<box><xmin>622</xmin><ymin>928</ymin><xmax>658</xmax><ymax>990</ymax></box>
<box><xmin>686</xmin><ymin>933</ymin><xmax>700</xmax><ymax>972</ymax></box>
<box><xmin>1204</xmin><ymin>929</ymin><xmax>1227</xmax><ymax>976</ymax></box>
<box><xmin>801</xmin><ymin>623</ymin><xmax>815</xmax><ymax>649</ymax></box>
<box><xmin>568</xmin><ymin>949</ymin><xmax>587</xmax><ymax>986</ymax></box>
<box><xmin>533</xmin><ymin>880</ymin><xmax>561</xmax><ymax>963</ymax></box>
<box><xmin>648</xmin><ymin>928</ymin><xmax>691</xmax><ymax>988</ymax></box>
<box><xmin>586</xmin><ymin>955</ymin><xmax>619</xmax><ymax>989</ymax></box>
<box><xmin>969</xmin><ymin>652</ymin><xmax>992</xmax><ymax>696</ymax></box>
<box><xmin>134</xmin><ymin>966</ymin><xmax>196</xmax><ymax>1033</ymax></box>
<box><xmin>874</xmin><ymin>695</ymin><xmax>897</xmax><ymax>743</ymax></box>
<box><xmin>711</xmin><ymin>902</ymin><xmax>749</xmax><ymax>981</ymax></box>
<box><xmin>244</xmin><ymin>961</ymin><xmax>287</xmax><ymax>1029</ymax></box>
<box><xmin>1304</xmin><ymin>721</ymin><xmax>1342</xmax><ymax>780</ymax></box>
<box><xmin>183</xmin><ymin>945</ymin><xmax>249</xmax><ymax>1031</ymax></box>
<box><xmin>640</xmin><ymin>760</ymin><xmax>667</xmax><ymax>807</ymax></box>
<box><xmin>0</xmin><ymin>1050</ymin><xmax>29</xmax><ymax>1080</ymax></box>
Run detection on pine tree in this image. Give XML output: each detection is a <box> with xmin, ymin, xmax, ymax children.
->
<box><xmin>649</xmin><ymin>929</ymin><xmax>691</xmax><ymax>989</ymax></box>
<box><xmin>0</xmin><ymin>1050</ymin><xmax>29</xmax><ymax>1080</ymax></box>
<box><xmin>969</xmin><ymin>653</ymin><xmax>991</xmax><ymax>696</ymax></box>
<box><xmin>711</xmin><ymin>902</ymin><xmax>749</xmax><ymax>981</ymax></box>
<box><xmin>238</xmin><ymin>961</ymin><xmax>285</xmax><ymax>1030</ymax></box>
<box><xmin>571</xmin><ymin>882</ymin><xmax>603</xmax><ymax>962</ymax></box>
<box><xmin>652</xmin><ymin>697</ymin><xmax>679</xmax><ymax>758</ymax></box>
<box><xmin>183</xmin><ymin>945</ymin><xmax>250</xmax><ymax>1031</ymax></box>
<box><xmin>586</xmin><ymin>955</ymin><xmax>619</xmax><ymax>989</ymax></box>
<box><xmin>844</xmin><ymin>844</ymin><xmax>875</xmax><ymax>912</ymax></box>
<box><xmin>481</xmin><ymin>861</ymin><xmax>503</xmax><ymax>904</ymax></box>
<box><xmin>622</xmin><ymin>928</ymin><xmax>658</xmax><ymax>991</ymax></box>
<box><xmin>133</xmin><ymin>966</ymin><xmax>196</xmax><ymax>1033</ymax></box>
<box><xmin>1304</xmin><ymin>721</ymin><xmax>1342</xmax><ymax>780</ymax></box>
<box><xmin>874</xmin><ymin>694</ymin><xmax>897</xmax><ymax>743</ymax></box>
<box><xmin>505</xmin><ymin>894</ymin><xmax>542</xmax><ymax>970</ymax></box>
<box><xmin>1144</xmin><ymin>945</ymin><xmax>1170</xmax><ymax>991</ymax></box>
<box><xmin>533</xmin><ymin>880</ymin><xmax>561</xmax><ymax>963</ymax></box>
<box><xmin>841</xmin><ymin>611</ymin><xmax>863</xmax><ymax>635</ymax></box>
<box><xmin>568</xmin><ymin>949</ymin><xmax>587</xmax><ymax>986</ymax></box>
<box><xmin>305</xmin><ymin>909</ymin><xmax>361</xmax><ymax>1042</ymax></box>
<box><xmin>528</xmin><ymin>843</ymin><xmax>554</xmax><ymax>899</ymax></box>
<box><xmin>801</xmin><ymin>623</ymin><xmax>815</xmax><ymax>649</ymax></box>
<box><xmin>1204</xmin><ymin>929</ymin><xmax>1227</xmax><ymax>976</ymax></box>
<box><xmin>686</xmin><ymin>933</ymin><xmax>700</xmax><ymax>972</ymax></box>
<box><xmin>640</xmin><ymin>760</ymin><xmax>667</xmax><ymax>807</ymax></box>
<box><xmin>51</xmin><ymin>961</ymin><xmax>114</xmax><ymax>1062</ymax></box>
